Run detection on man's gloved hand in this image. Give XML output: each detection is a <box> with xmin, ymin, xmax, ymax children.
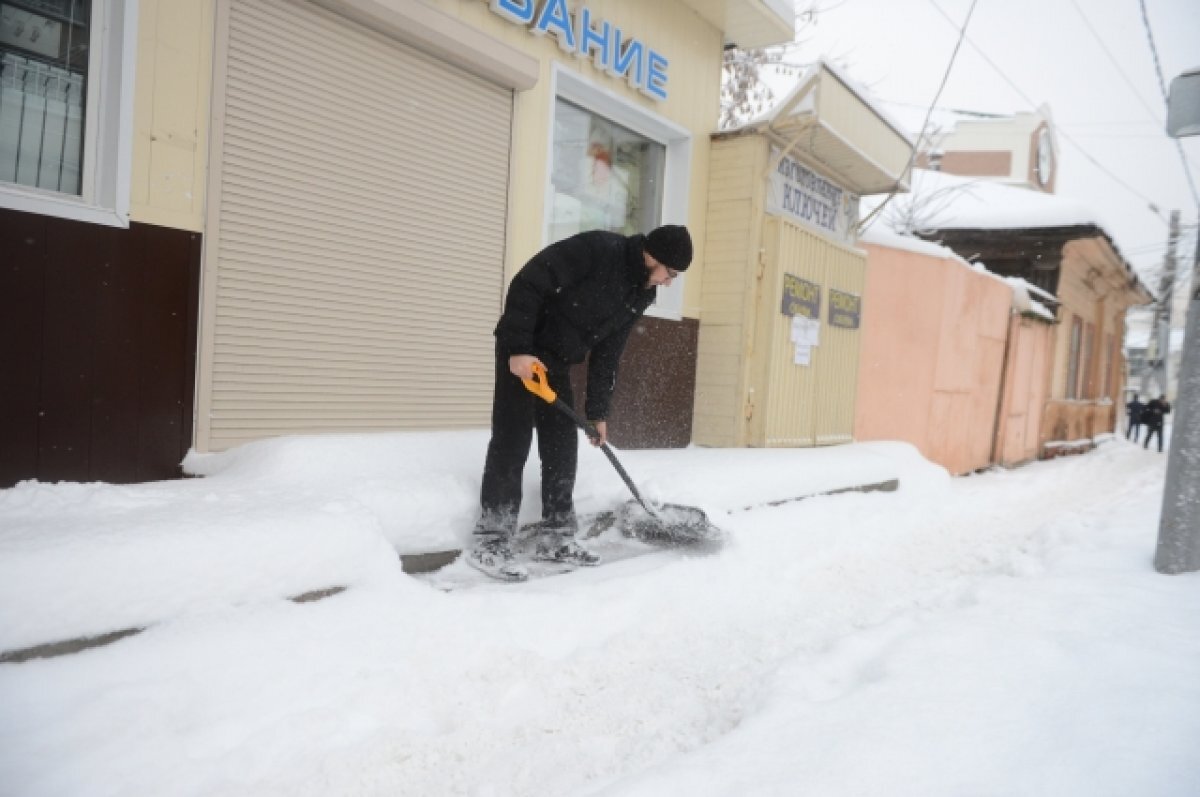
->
<box><xmin>508</xmin><ymin>354</ymin><xmax>545</xmax><ymax>380</ymax></box>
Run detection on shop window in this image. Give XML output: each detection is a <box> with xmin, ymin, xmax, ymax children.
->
<box><xmin>1066</xmin><ymin>315</ymin><xmax>1082</xmax><ymax>399</ymax></box>
<box><xmin>547</xmin><ymin>66</ymin><xmax>693</xmax><ymax>320</ymax></box>
<box><xmin>0</xmin><ymin>0</ymin><xmax>136</xmax><ymax>226</ymax></box>
<box><xmin>549</xmin><ymin>97</ymin><xmax>665</xmax><ymax>239</ymax></box>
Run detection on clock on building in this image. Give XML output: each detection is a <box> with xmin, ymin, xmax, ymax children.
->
<box><xmin>1036</xmin><ymin>127</ymin><xmax>1054</xmax><ymax>188</ymax></box>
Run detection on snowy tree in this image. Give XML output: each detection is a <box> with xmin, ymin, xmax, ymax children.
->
<box><xmin>718</xmin><ymin>5</ymin><xmax>820</xmax><ymax>130</ymax></box>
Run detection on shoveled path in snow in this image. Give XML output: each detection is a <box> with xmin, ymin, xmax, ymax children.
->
<box><xmin>1</xmin><ymin>441</ymin><xmax>1197</xmax><ymax>796</ymax></box>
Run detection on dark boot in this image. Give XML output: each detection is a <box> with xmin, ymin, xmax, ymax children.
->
<box><xmin>465</xmin><ymin>533</ymin><xmax>528</xmax><ymax>582</ymax></box>
<box><xmin>533</xmin><ymin>514</ymin><xmax>600</xmax><ymax>566</ymax></box>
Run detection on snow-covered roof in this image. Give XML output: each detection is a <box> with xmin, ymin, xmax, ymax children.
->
<box><xmin>860</xmin><ymin>224</ymin><xmax>958</xmax><ymax>259</ymax></box>
<box><xmin>724</xmin><ymin>57</ymin><xmax>915</xmax><ymax>146</ymax></box>
<box><xmin>881</xmin><ymin>168</ymin><xmax>1106</xmax><ymax>231</ymax></box>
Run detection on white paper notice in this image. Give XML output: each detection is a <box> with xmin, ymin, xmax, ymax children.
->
<box><xmin>791</xmin><ymin>315</ymin><xmax>820</xmax><ymax>346</ymax></box>
<box><xmin>793</xmin><ymin>343</ymin><xmax>812</xmax><ymax>366</ymax></box>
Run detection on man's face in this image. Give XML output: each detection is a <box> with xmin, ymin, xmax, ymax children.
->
<box><xmin>644</xmin><ymin>251</ymin><xmax>678</xmax><ymax>288</ymax></box>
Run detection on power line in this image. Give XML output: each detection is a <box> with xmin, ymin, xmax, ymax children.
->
<box><xmin>877</xmin><ymin>97</ymin><xmax>1007</xmax><ymax>119</ymax></box>
<box><xmin>858</xmin><ymin>0</ymin><xmax>980</xmax><ymax>232</ymax></box>
<box><xmin>1137</xmin><ymin>0</ymin><xmax>1171</xmax><ymax>102</ymax></box>
<box><xmin>1137</xmin><ymin>0</ymin><xmax>1200</xmax><ymax>212</ymax></box>
<box><xmin>1066</xmin><ymin>0</ymin><xmax>1164</xmax><ymax>125</ymax></box>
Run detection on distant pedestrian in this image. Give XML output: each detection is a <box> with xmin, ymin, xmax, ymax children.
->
<box><xmin>1125</xmin><ymin>394</ymin><xmax>1145</xmax><ymax>442</ymax></box>
<box><xmin>1142</xmin><ymin>395</ymin><xmax>1171</xmax><ymax>453</ymax></box>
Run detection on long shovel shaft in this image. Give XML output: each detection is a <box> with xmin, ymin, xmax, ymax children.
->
<box><xmin>548</xmin><ymin>397</ymin><xmax>658</xmax><ymax>518</ymax></box>
<box><xmin>520</xmin><ymin>361</ymin><xmax>659</xmax><ymax>519</ymax></box>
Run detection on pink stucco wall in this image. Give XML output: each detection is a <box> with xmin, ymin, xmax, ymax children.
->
<box><xmin>994</xmin><ymin>315</ymin><xmax>1056</xmax><ymax>466</ymax></box>
<box><xmin>855</xmin><ymin>243</ymin><xmax>1012</xmax><ymax>475</ymax></box>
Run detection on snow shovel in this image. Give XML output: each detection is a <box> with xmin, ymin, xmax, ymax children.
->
<box><xmin>521</xmin><ymin>363</ymin><xmax>722</xmax><ymax>548</ymax></box>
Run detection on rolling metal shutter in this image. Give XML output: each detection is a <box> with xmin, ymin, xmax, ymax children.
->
<box><xmin>207</xmin><ymin>0</ymin><xmax>512</xmax><ymax>448</ymax></box>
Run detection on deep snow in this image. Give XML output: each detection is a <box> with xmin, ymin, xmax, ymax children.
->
<box><xmin>1</xmin><ymin>432</ymin><xmax>1198</xmax><ymax>797</ymax></box>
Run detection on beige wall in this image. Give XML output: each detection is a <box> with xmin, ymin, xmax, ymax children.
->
<box><xmin>427</xmin><ymin>0</ymin><xmax>723</xmax><ymax>319</ymax></box>
<box><xmin>129</xmin><ymin>0</ymin><xmax>215</xmax><ymax>232</ymax></box>
<box><xmin>129</xmin><ymin>0</ymin><xmax>722</xmax><ymax>278</ymax></box>
<box><xmin>754</xmin><ymin>217</ymin><xmax>865</xmax><ymax>447</ymax></box>
<box><xmin>937</xmin><ymin>113</ymin><xmax>1041</xmax><ymax>184</ymax></box>
<box><xmin>1042</xmin><ymin>235</ymin><xmax>1146</xmax><ymax>444</ymax></box>
<box><xmin>1051</xmin><ymin>237</ymin><xmax>1140</xmax><ymax>402</ymax></box>
<box><xmin>697</xmin><ymin>132</ymin><xmax>869</xmax><ymax>449</ymax></box>
<box><xmin>855</xmin><ymin>242</ymin><xmax>1011</xmax><ymax>475</ymax></box>
<box><xmin>693</xmin><ymin>135</ymin><xmax>768</xmax><ymax>446</ymax></box>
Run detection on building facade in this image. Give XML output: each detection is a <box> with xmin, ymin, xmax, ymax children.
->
<box><xmin>697</xmin><ymin>61</ymin><xmax>912</xmax><ymax>447</ymax></box>
<box><xmin>929</xmin><ymin>225</ymin><xmax>1151</xmax><ymax>450</ymax></box>
<box><xmin>923</xmin><ymin>106</ymin><xmax>1059</xmax><ymax>194</ymax></box>
<box><xmin>1</xmin><ymin>0</ymin><xmax>796</xmax><ymax>486</ymax></box>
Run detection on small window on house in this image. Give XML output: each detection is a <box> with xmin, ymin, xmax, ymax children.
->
<box><xmin>1081</xmin><ymin>322</ymin><xmax>1095</xmax><ymax>399</ymax></box>
<box><xmin>1102</xmin><ymin>332</ymin><xmax>1114</xmax><ymax>400</ymax></box>
<box><xmin>0</xmin><ymin>1</ymin><xmax>91</xmax><ymax>196</ymax></box>
<box><xmin>549</xmin><ymin>98</ymin><xmax>666</xmax><ymax>241</ymax></box>
<box><xmin>1066</xmin><ymin>316</ymin><xmax>1082</xmax><ymax>399</ymax></box>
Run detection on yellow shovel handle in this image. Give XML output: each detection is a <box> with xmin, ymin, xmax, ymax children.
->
<box><xmin>521</xmin><ymin>361</ymin><xmax>558</xmax><ymax>403</ymax></box>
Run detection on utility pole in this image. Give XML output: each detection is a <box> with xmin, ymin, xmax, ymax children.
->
<box><xmin>1155</xmin><ymin>66</ymin><xmax>1200</xmax><ymax>575</ymax></box>
<box><xmin>1141</xmin><ymin>210</ymin><xmax>1179</xmax><ymax>398</ymax></box>
<box><xmin>1154</xmin><ymin>213</ymin><xmax>1200</xmax><ymax>574</ymax></box>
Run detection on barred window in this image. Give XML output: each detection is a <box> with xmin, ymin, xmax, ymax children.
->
<box><xmin>1066</xmin><ymin>316</ymin><xmax>1082</xmax><ymax>400</ymax></box>
<box><xmin>0</xmin><ymin>1</ymin><xmax>91</xmax><ymax>196</ymax></box>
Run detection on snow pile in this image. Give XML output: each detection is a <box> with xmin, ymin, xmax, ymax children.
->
<box><xmin>0</xmin><ymin>432</ymin><xmax>903</xmax><ymax>652</ymax></box>
<box><xmin>0</xmin><ymin>477</ymin><xmax>401</xmax><ymax>652</ymax></box>
<box><xmin>1</xmin><ymin>438</ymin><xmax>1195</xmax><ymax>796</ymax></box>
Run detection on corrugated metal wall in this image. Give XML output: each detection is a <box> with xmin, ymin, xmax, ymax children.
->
<box><xmin>755</xmin><ymin>217</ymin><xmax>865</xmax><ymax>447</ymax></box>
<box><xmin>693</xmin><ymin>135</ymin><xmax>767</xmax><ymax>446</ymax></box>
<box><xmin>200</xmin><ymin>0</ymin><xmax>512</xmax><ymax>450</ymax></box>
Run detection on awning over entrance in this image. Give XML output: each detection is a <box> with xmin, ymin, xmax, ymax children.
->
<box><xmin>727</xmin><ymin>59</ymin><xmax>915</xmax><ymax>196</ymax></box>
<box><xmin>680</xmin><ymin>0</ymin><xmax>796</xmax><ymax>49</ymax></box>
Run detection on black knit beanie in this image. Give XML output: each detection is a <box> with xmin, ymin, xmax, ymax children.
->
<box><xmin>645</xmin><ymin>225</ymin><xmax>693</xmax><ymax>272</ymax></box>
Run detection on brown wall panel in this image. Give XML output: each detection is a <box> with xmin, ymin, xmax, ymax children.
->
<box><xmin>90</xmin><ymin>224</ymin><xmax>145</xmax><ymax>482</ymax></box>
<box><xmin>0</xmin><ymin>210</ymin><xmax>45</xmax><ymax>486</ymax></box>
<box><xmin>40</xmin><ymin>217</ymin><xmax>101</xmax><ymax>482</ymax></box>
<box><xmin>137</xmin><ymin>226</ymin><xmax>196</xmax><ymax>479</ymax></box>
<box><xmin>571</xmin><ymin>316</ymin><xmax>699</xmax><ymax>449</ymax></box>
<box><xmin>0</xmin><ymin>207</ymin><xmax>201</xmax><ymax>487</ymax></box>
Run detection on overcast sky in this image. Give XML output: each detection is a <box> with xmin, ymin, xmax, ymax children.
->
<box><xmin>780</xmin><ymin>0</ymin><xmax>1200</xmax><ymax>284</ymax></box>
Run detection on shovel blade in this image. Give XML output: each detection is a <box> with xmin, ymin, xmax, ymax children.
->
<box><xmin>615</xmin><ymin>500</ymin><xmax>725</xmax><ymax>549</ymax></box>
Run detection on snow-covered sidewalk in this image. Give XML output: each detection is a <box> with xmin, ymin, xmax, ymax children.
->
<box><xmin>1</xmin><ymin>435</ymin><xmax>1198</xmax><ymax>796</ymax></box>
<box><xmin>0</xmin><ymin>432</ymin><xmax>900</xmax><ymax>652</ymax></box>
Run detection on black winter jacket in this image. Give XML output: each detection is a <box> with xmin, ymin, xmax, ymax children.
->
<box><xmin>495</xmin><ymin>231</ymin><xmax>656</xmax><ymax>420</ymax></box>
<box><xmin>1143</xmin><ymin>398</ymin><xmax>1171</xmax><ymax>427</ymax></box>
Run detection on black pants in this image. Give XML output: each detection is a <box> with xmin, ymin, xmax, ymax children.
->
<box><xmin>1126</xmin><ymin>421</ymin><xmax>1141</xmax><ymax>442</ymax></box>
<box><xmin>478</xmin><ymin>346</ymin><xmax>579</xmax><ymax>536</ymax></box>
<box><xmin>1144</xmin><ymin>424</ymin><xmax>1164</xmax><ymax>452</ymax></box>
